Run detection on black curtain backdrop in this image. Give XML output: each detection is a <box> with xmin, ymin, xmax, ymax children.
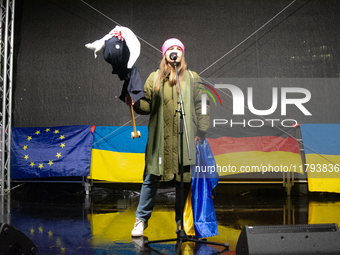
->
<box><xmin>13</xmin><ymin>0</ymin><xmax>340</xmax><ymax>127</ymax></box>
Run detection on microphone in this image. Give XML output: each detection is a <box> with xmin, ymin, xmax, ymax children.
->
<box><xmin>169</xmin><ymin>52</ymin><xmax>177</xmax><ymax>61</ymax></box>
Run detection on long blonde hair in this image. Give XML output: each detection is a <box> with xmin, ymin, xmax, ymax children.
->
<box><xmin>154</xmin><ymin>55</ymin><xmax>187</xmax><ymax>92</ymax></box>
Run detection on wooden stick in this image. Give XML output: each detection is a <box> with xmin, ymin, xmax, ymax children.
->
<box><xmin>130</xmin><ymin>105</ymin><xmax>141</xmax><ymax>139</ymax></box>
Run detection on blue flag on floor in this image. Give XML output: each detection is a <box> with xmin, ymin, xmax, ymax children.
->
<box><xmin>11</xmin><ymin>125</ymin><xmax>95</xmax><ymax>179</ymax></box>
<box><xmin>191</xmin><ymin>139</ymin><xmax>219</xmax><ymax>239</ymax></box>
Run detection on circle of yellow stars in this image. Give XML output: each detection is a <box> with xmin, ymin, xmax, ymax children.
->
<box><xmin>23</xmin><ymin>128</ymin><xmax>66</xmax><ymax>169</ymax></box>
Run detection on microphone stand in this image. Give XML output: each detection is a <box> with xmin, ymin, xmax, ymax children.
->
<box><xmin>144</xmin><ymin>57</ymin><xmax>229</xmax><ymax>254</ymax></box>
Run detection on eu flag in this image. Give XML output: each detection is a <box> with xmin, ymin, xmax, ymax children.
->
<box><xmin>11</xmin><ymin>125</ymin><xmax>95</xmax><ymax>179</ymax></box>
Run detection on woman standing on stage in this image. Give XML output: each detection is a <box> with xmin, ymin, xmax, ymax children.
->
<box><xmin>127</xmin><ymin>38</ymin><xmax>210</xmax><ymax>237</ymax></box>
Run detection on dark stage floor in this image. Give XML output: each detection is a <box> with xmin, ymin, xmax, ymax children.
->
<box><xmin>2</xmin><ymin>181</ymin><xmax>340</xmax><ymax>254</ymax></box>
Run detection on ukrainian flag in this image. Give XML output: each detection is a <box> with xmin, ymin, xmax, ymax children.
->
<box><xmin>90</xmin><ymin>126</ymin><xmax>148</xmax><ymax>182</ymax></box>
<box><xmin>300</xmin><ymin>124</ymin><xmax>340</xmax><ymax>193</ymax></box>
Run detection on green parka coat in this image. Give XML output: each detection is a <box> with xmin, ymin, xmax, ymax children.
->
<box><xmin>134</xmin><ymin>70</ymin><xmax>210</xmax><ymax>182</ymax></box>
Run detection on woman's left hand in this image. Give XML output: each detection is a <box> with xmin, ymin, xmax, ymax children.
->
<box><xmin>194</xmin><ymin>136</ymin><xmax>203</xmax><ymax>144</ymax></box>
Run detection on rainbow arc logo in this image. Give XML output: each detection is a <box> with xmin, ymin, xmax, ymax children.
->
<box><xmin>197</xmin><ymin>82</ymin><xmax>222</xmax><ymax>115</ymax></box>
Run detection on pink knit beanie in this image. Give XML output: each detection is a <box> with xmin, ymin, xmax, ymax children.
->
<box><xmin>162</xmin><ymin>38</ymin><xmax>185</xmax><ymax>57</ymax></box>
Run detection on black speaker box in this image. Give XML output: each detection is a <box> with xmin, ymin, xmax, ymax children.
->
<box><xmin>0</xmin><ymin>223</ymin><xmax>37</xmax><ymax>254</ymax></box>
<box><xmin>236</xmin><ymin>223</ymin><xmax>340</xmax><ymax>255</ymax></box>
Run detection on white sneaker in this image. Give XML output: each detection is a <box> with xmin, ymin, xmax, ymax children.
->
<box><xmin>131</xmin><ymin>218</ymin><xmax>148</xmax><ymax>237</ymax></box>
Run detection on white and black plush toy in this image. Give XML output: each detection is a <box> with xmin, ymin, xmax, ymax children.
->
<box><xmin>86</xmin><ymin>26</ymin><xmax>144</xmax><ymax>103</ymax></box>
<box><xmin>85</xmin><ymin>25</ymin><xmax>140</xmax><ymax>69</ymax></box>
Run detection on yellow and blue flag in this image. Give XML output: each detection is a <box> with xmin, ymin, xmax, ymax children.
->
<box><xmin>90</xmin><ymin>126</ymin><xmax>148</xmax><ymax>182</ymax></box>
<box><xmin>191</xmin><ymin>139</ymin><xmax>219</xmax><ymax>239</ymax></box>
<box><xmin>11</xmin><ymin>125</ymin><xmax>95</xmax><ymax>179</ymax></box>
<box><xmin>300</xmin><ymin>124</ymin><xmax>340</xmax><ymax>193</ymax></box>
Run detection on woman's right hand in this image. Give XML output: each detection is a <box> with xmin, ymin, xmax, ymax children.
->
<box><xmin>126</xmin><ymin>94</ymin><xmax>134</xmax><ymax>106</ymax></box>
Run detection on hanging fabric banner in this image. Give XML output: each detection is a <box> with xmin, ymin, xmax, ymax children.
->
<box><xmin>11</xmin><ymin>125</ymin><xmax>95</xmax><ymax>179</ymax></box>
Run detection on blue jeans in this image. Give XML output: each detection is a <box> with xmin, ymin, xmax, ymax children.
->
<box><xmin>135</xmin><ymin>174</ymin><xmax>161</xmax><ymax>222</ymax></box>
<box><xmin>135</xmin><ymin>173</ymin><xmax>191</xmax><ymax>224</ymax></box>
